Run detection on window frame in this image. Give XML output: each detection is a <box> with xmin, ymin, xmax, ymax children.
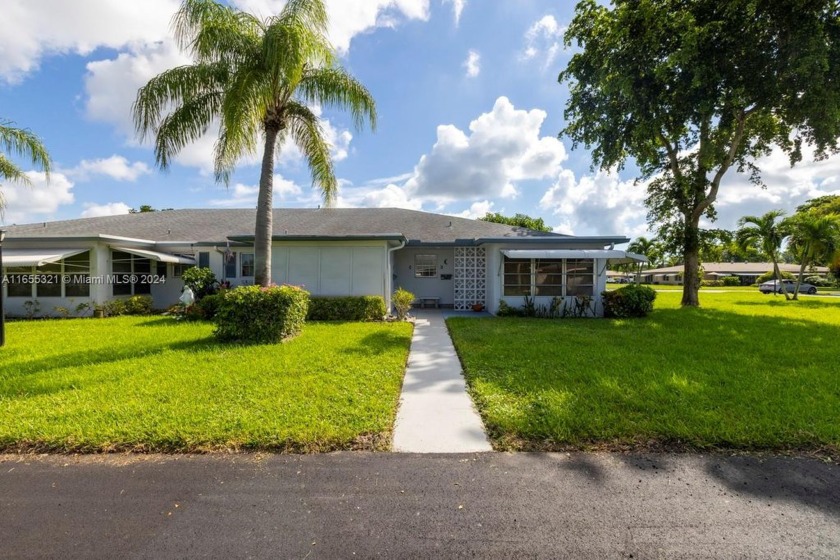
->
<box><xmin>3</xmin><ymin>251</ymin><xmax>91</xmax><ymax>299</ymax></box>
<box><xmin>414</xmin><ymin>254</ymin><xmax>437</xmax><ymax>278</ymax></box>
<box><xmin>111</xmin><ymin>251</ymin><xmax>151</xmax><ymax>296</ymax></box>
<box><xmin>502</xmin><ymin>256</ymin><xmax>596</xmax><ymax>298</ymax></box>
<box><xmin>240</xmin><ymin>253</ymin><xmax>255</xmax><ymax>278</ymax></box>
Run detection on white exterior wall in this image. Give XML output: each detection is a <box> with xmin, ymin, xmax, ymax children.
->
<box><xmin>393</xmin><ymin>247</ymin><xmax>455</xmax><ymax>306</ymax></box>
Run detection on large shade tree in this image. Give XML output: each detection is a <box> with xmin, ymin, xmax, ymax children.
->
<box><xmin>559</xmin><ymin>0</ymin><xmax>840</xmax><ymax>306</ymax></box>
<box><xmin>133</xmin><ymin>0</ymin><xmax>376</xmax><ymax>286</ymax></box>
<box><xmin>736</xmin><ymin>210</ymin><xmax>790</xmax><ymax>299</ymax></box>
<box><xmin>0</xmin><ymin>119</ymin><xmax>51</xmax><ymax>209</ymax></box>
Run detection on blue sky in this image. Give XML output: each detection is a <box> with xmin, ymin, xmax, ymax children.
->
<box><xmin>2</xmin><ymin>0</ymin><xmax>839</xmax><ymax>238</ymax></box>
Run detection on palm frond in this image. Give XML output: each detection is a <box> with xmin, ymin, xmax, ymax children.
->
<box><xmin>0</xmin><ymin>120</ymin><xmax>51</xmax><ymax>178</ymax></box>
<box><xmin>298</xmin><ymin>67</ymin><xmax>377</xmax><ymax>131</ymax></box>
<box><xmin>285</xmin><ymin>101</ymin><xmax>337</xmax><ymax>204</ymax></box>
<box><xmin>153</xmin><ymin>92</ymin><xmax>224</xmax><ymax>170</ymax></box>
<box><xmin>0</xmin><ymin>154</ymin><xmax>31</xmax><ymax>186</ymax></box>
<box><xmin>214</xmin><ymin>68</ymin><xmax>264</xmax><ymax>183</ymax></box>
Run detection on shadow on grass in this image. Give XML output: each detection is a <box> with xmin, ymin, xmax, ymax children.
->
<box><xmin>341</xmin><ymin>330</ymin><xmax>412</xmax><ymax>357</ymax></box>
<box><xmin>452</xmin><ymin>305</ymin><xmax>840</xmax><ymax>455</ymax></box>
<box><xmin>734</xmin><ymin>299</ymin><xmax>838</xmax><ymax>310</ymax></box>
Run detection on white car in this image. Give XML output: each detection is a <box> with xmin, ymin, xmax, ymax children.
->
<box><xmin>759</xmin><ymin>279</ymin><xmax>817</xmax><ymax>295</ymax></box>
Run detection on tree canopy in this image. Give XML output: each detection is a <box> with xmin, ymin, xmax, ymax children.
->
<box><xmin>133</xmin><ymin>0</ymin><xmax>376</xmax><ymax>286</ymax></box>
<box><xmin>559</xmin><ymin>0</ymin><xmax>840</xmax><ymax>306</ymax></box>
<box><xmin>478</xmin><ymin>212</ymin><xmax>552</xmax><ymax>232</ymax></box>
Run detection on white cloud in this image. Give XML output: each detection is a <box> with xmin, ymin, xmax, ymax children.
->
<box><xmin>404</xmin><ymin>96</ymin><xmax>567</xmax><ymax>202</ymax></box>
<box><xmin>443</xmin><ymin>0</ymin><xmax>466</xmax><ymax>26</ymax></box>
<box><xmin>208</xmin><ymin>175</ymin><xmax>303</xmax><ymax>207</ymax></box>
<box><xmin>0</xmin><ymin>0</ymin><xmax>179</xmax><ymax>83</ymax></box>
<box><xmin>66</xmin><ymin>155</ymin><xmax>151</xmax><ymax>182</ymax></box>
<box><xmin>449</xmin><ymin>200</ymin><xmax>493</xmax><ymax>219</ymax></box>
<box><xmin>523</xmin><ymin>15</ymin><xmax>566</xmax><ymax>70</ymax></box>
<box><xmin>1</xmin><ymin>172</ymin><xmax>75</xmax><ymax>224</ymax></box>
<box><xmin>463</xmin><ymin>50</ymin><xmax>480</xmax><ymax>78</ymax></box>
<box><xmin>80</xmin><ymin>202</ymin><xmax>132</xmax><ymax>218</ymax></box>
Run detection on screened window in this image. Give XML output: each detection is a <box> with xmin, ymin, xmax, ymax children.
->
<box><xmin>198</xmin><ymin>252</ymin><xmax>210</xmax><ymax>268</ymax></box>
<box><xmin>35</xmin><ymin>261</ymin><xmax>62</xmax><ymax>298</ymax></box>
<box><xmin>112</xmin><ymin>251</ymin><xmax>151</xmax><ymax>296</ymax></box>
<box><xmin>63</xmin><ymin>251</ymin><xmax>90</xmax><ymax>297</ymax></box>
<box><xmin>503</xmin><ymin>258</ymin><xmax>531</xmax><ymax>296</ymax></box>
<box><xmin>414</xmin><ymin>254</ymin><xmax>437</xmax><ymax>278</ymax></box>
<box><xmin>4</xmin><ymin>251</ymin><xmax>91</xmax><ymax>298</ymax></box>
<box><xmin>5</xmin><ymin>266</ymin><xmax>34</xmax><ymax>298</ymax></box>
<box><xmin>224</xmin><ymin>251</ymin><xmax>237</xmax><ymax>279</ymax></box>
<box><xmin>240</xmin><ymin>253</ymin><xmax>255</xmax><ymax>277</ymax></box>
<box><xmin>502</xmin><ymin>257</ymin><xmax>595</xmax><ymax>298</ymax></box>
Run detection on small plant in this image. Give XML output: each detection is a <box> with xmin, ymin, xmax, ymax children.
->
<box><xmin>601</xmin><ymin>284</ymin><xmax>657</xmax><ymax>318</ymax></box>
<box><xmin>721</xmin><ymin>276</ymin><xmax>741</xmax><ymax>286</ymax></box>
<box><xmin>23</xmin><ymin>300</ymin><xmax>41</xmax><ymax>319</ymax></box>
<box><xmin>74</xmin><ymin>302</ymin><xmax>92</xmax><ymax>317</ymax></box>
<box><xmin>124</xmin><ymin>295</ymin><xmax>154</xmax><ymax>315</ymax></box>
<box><xmin>214</xmin><ymin>285</ymin><xmax>310</xmax><ymax>343</ymax></box>
<box><xmin>103</xmin><ymin>299</ymin><xmax>127</xmax><ymax>317</ymax></box>
<box><xmin>521</xmin><ymin>294</ymin><xmax>537</xmax><ymax>317</ymax></box>
<box><xmin>496</xmin><ymin>300</ymin><xmax>521</xmax><ymax>317</ymax></box>
<box><xmin>392</xmin><ymin>288</ymin><xmax>415</xmax><ymax>321</ymax></box>
<box><xmin>181</xmin><ymin>266</ymin><xmax>217</xmax><ymax>299</ymax></box>
<box><xmin>53</xmin><ymin>306</ymin><xmax>71</xmax><ymax>319</ymax></box>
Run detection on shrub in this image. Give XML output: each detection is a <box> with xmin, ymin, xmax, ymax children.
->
<box><xmin>755</xmin><ymin>270</ymin><xmax>795</xmax><ymax>284</ymax></box>
<box><xmin>601</xmin><ymin>284</ymin><xmax>657</xmax><ymax>318</ymax></box>
<box><xmin>701</xmin><ymin>280</ymin><xmax>723</xmax><ymax>287</ymax></box>
<box><xmin>496</xmin><ymin>300</ymin><xmax>521</xmax><ymax>317</ymax></box>
<box><xmin>103</xmin><ymin>299</ymin><xmax>126</xmax><ymax>317</ymax></box>
<box><xmin>214</xmin><ymin>285</ymin><xmax>310</xmax><ymax>343</ymax></box>
<box><xmin>181</xmin><ymin>266</ymin><xmax>217</xmax><ymax>299</ymax></box>
<box><xmin>392</xmin><ymin>288</ymin><xmax>415</xmax><ymax>320</ymax></box>
<box><xmin>124</xmin><ymin>295</ymin><xmax>154</xmax><ymax>315</ymax></box>
<box><xmin>804</xmin><ymin>275</ymin><xmax>833</xmax><ymax>287</ymax></box>
<box><xmin>307</xmin><ymin>296</ymin><xmax>386</xmax><ymax>321</ymax></box>
<box><xmin>197</xmin><ymin>292</ymin><xmax>224</xmax><ymax>320</ymax></box>
<box><xmin>721</xmin><ymin>276</ymin><xmax>741</xmax><ymax>286</ymax></box>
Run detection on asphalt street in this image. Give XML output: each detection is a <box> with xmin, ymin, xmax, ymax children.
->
<box><xmin>1</xmin><ymin>452</ymin><xmax>838</xmax><ymax>559</ymax></box>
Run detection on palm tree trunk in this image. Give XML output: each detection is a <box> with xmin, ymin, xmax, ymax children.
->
<box><xmin>793</xmin><ymin>257</ymin><xmax>808</xmax><ymax>301</ymax></box>
<box><xmin>772</xmin><ymin>258</ymin><xmax>791</xmax><ymax>300</ymax></box>
<box><xmin>254</xmin><ymin>126</ymin><xmax>280</xmax><ymax>287</ymax></box>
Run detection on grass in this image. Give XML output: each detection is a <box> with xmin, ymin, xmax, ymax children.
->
<box><xmin>447</xmin><ymin>292</ymin><xmax>840</xmax><ymax>455</ymax></box>
<box><xmin>0</xmin><ymin>317</ymin><xmax>413</xmax><ymax>453</ymax></box>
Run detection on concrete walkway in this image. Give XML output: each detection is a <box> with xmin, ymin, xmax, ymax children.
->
<box><xmin>392</xmin><ymin>309</ymin><xmax>493</xmax><ymax>453</ymax></box>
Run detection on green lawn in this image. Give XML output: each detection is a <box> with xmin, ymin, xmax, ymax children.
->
<box><xmin>447</xmin><ymin>292</ymin><xmax>840</xmax><ymax>454</ymax></box>
<box><xmin>0</xmin><ymin>317</ymin><xmax>413</xmax><ymax>453</ymax></box>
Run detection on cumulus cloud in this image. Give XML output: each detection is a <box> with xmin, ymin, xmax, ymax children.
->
<box><xmin>442</xmin><ymin>0</ymin><xmax>467</xmax><ymax>26</ymax></box>
<box><xmin>0</xmin><ymin>0</ymin><xmax>179</xmax><ymax>83</ymax></box>
<box><xmin>208</xmin><ymin>175</ymin><xmax>303</xmax><ymax>207</ymax></box>
<box><xmin>1</xmin><ymin>172</ymin><xmax>75</xmax><ymax>224</ymax></box>
<box><xmin>523</xmin><ymin>15</ymin><xmax>565</xmax><ymax>70</ymax></box>
<box><xmin>463</xmin><ymin>50</ymin><xmax>480</xmax><ymax>78</ymax></box>
<box><xmin>80</xmin><ymin>202</ymin><xmax>132</xmax><ymax>218</ymax></box>
<box><xmin>66</xmin><ymin>155</ymin><xmax>151</xmax><ymax>182</ymax></box>
<box><xmin>449</xmin><ymin>200</ymin><xmax>494</xmax><ymax>219</ymax></box>
<box><xmin>404</xmin><ymin>96</ymin><xmax>567</xmax><ymax>202</ymax></box>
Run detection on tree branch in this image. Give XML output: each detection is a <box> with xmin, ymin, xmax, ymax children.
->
<box><xmin>693</xmin><ymin>110</ymin><xmax>748</xmax><ymax>221</ymax></box>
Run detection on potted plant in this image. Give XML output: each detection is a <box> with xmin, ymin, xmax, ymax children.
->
<box><xmin>471</xmin><ymin>302</ymin><xmax>485</xmax><ymax>312</ymax></box>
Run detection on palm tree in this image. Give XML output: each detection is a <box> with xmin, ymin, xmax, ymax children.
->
<box><xmin>627</xmin><ymin>236</ymin><xmax>658</xmax><ymax>283</ymax></box>
<box><xmin>133</xmin><ymin>0</ymin><xmax>376</xmax><ymax>286</ymax></box>
<box><xmin>1</xmin><ymin>119</ymin><xmax>51</xmax><ymax>208</ymax></box>
<box><xmin>784</xmin><ymin>214</ymin><xmax>840</xmax><ymax>299</ymax></box>
<box><xmin>736</xmin><ymin>210</ymin><xmax>790</xmax><ymax>299</ymax></box>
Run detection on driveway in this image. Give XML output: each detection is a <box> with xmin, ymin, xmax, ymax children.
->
<box><xmin>1</xmin><ymin>452</ymin><xmax>838</xmax><ymax>558</ymax></box>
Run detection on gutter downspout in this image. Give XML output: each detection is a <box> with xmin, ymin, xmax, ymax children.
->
<box><xmin>386</xmin><ymin>240</ymin><xmax>406</xmax><ymax>315</ymax></box>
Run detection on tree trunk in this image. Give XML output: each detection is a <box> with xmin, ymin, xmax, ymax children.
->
<box><xmin>254</xmin><ymin>126</ymin><xmax>280</xmax><ymax>287</ymax></box>
<box><xmin>681</xmin><ymin>218</ymin><xmax>702</xmax><ymax>306</ymax></box>
<box><xmin>772</xmin><ymin>259</ymin><xmax>791</xmax><ymax>300</ymax></box>
<box><xmin>792</xmin><ymin>258</ymin><xmax>808</xmax><ymax>300</ymax></box>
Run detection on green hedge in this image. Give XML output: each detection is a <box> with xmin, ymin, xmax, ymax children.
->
<box><xmin>307</xmin><ymin>296</ymin><xmax>386</xmax><ymax>321</ymax></box>
<box><xmin>601</xmin><ymin>284</ymin><xmax>657</xmax><ymax>318</ymax></box>
<box><xmin>214</xmin><ymin>285</ymin><xmax>310</xmax><ymax>343</ymax></box>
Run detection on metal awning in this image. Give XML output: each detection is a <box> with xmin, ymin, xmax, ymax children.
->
<box><xmin>501</xmin><ymin>249</ymin><xmax>648</xmax><ymax>264</ymax></box>
<box><xmin>112</xmin><ymin>247</ymin><xmax>195</xmax><ymax>264</ymax></box>
<box><xmin>2</xmin><ymin>248</ymin><xmax>89</xmax><ymax>267</ymax></box>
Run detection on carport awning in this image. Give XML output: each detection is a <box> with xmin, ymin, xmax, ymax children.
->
<box><xmin>2</xmin><ymin>248</ymin><xmax>89</xmax><ymax>267</ymax></box>
<box><xmin>112</xmin><ymin>247</ymin><xmax>195</xmax><ymax>264</ymax></box>
<box><xmin>501</xmin><ymin>249</ymin><xmax>648</xmax><ymax>264</ymax></box>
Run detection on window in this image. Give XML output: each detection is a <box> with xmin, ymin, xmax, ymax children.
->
<box><xmin>503</xmin><ymin>258</ymin><xmax>531</xmax><ymax>296</ymax></box>
<box><xmin>414</xmin><ymin>254</ymin><xmax>437</xmax><ymax>278</ymax></box>
<box><xmin>224</xmin><ymin>251</ymin><xmax>237</xmax><ymax>279</ymax></box>
<box><xmin>4</xmin><ymin>251</ymin><xmax>91</xmax><ymax>298</ymax></box>
<box><xmin>502</xmin><ymin>257</ymin><xmax>594</xmax><ymax>298</ymax></box>
<box><xmin>198</xmin><ymin>252</ymin><xmax>210</xmax><ymax>268</ymax></box>
<box><xmin>173</xmin><ymin>264</ymin><xmax>192</xmax><ymax>277</ymax></box>
<box><xmin>111</xmin><ymin>251</ymin><xmax>151</xmax><ymax>296</ymax></box>
<box><xmin>240</xmin><ymin>253</ymin><xmax>255</xmax><ymax>277</ymax></box>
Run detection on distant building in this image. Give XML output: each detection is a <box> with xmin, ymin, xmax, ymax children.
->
<box><xmin>640</xmin><ymin>262</ymin><xmax>830</xmax><ymax>285</ymax></box>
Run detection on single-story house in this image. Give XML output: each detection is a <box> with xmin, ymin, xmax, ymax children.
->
<box><xmin>640</xmin><ymin>262</ymin><xmax>829</xmax><ymax>285</ymax></box>
<box><xmin>0</xmin><ymin>208</ymin><xmax>643</xmax><ymax>317</ymax></box>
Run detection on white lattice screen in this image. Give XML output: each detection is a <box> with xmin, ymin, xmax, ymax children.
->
<box><xmin>454</xmin><ymin>247</ymin><xmax>486</xmax><ymax>310</ymax></box>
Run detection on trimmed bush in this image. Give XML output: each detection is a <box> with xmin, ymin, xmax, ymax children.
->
<box><xmin>601</xmin><ymin>284</ymin><xmax>657</xmax><ymax>318</ymax></box>
<box><xmin>701</xmin><ymin>280</ymin><xmax>723</xmax><ymax>287</ymax></box>
<box><xmin>392</xmin><ymin>288</ymin><xmax>415</xmax><ymax>320</ymax></box>
<box><xmin>181</xmin><ymin>266</ymin><xmax>217</xmax><ymax>299</ymax></box>
<box><xmin>756</xmin><ymin>270</ymin><xmax>795</xmax><ymax>284</ymax></box>
<box><xmin>103</xmin><ymin>295</ymin><xmax>153</xmax><ymax>317</ymax></box>
<box><xmin>307</xmin><ymin>296</ymin><xmax>386</xmax><ymax>322</ymax></box>
<box><xmin>721</xmin><ymin>276</ymin><xmax>741</xmax><ymax>286</ymax></box>
<box><xmin>197</xmin><ymin>292</ymin><xmax>224</xmax><ymax>320</ymax></box>
<box><xmin>214</xmin><ymin>285</ymin><xmax>310</xmax><ymax>343</ymax></box>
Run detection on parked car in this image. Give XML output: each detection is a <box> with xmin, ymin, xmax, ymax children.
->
<box><xmin>759</xmin><ymin>279</ymin><xmax>817</xmax><ymax>295</ymax></box>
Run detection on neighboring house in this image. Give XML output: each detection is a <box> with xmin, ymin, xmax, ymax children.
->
<box><xmin>1</xmin><ymin>208</ymin><xmax>642</xmax><ymax>317</ymax></box>
<box><xmin>641</xmin><ymin>262</ymin><xmax>829</xmax><ymax>285</ymax></box>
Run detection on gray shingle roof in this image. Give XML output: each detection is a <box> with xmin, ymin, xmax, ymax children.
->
<box><xmin>4</xmin><ymin>208</ymin><xmax>579</xmax><ymax>245</ymax></box>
